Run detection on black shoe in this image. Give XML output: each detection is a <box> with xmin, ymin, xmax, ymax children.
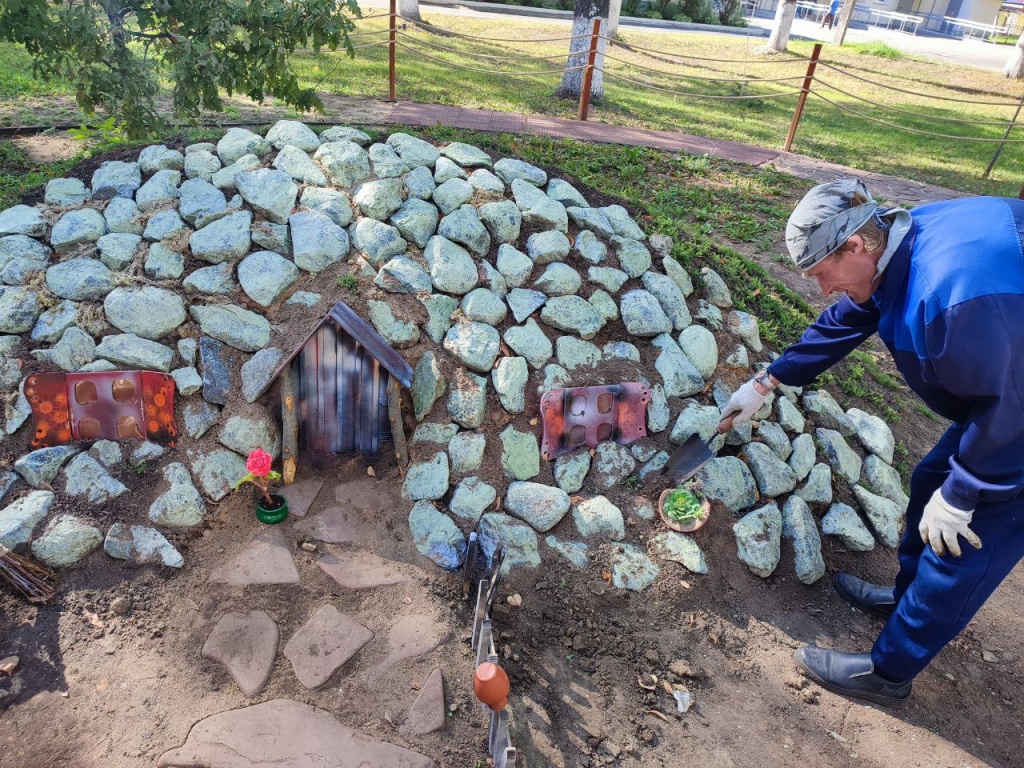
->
<box><xmin>795</xmin><ymin>647</ymin><xmax>912</xmax><ymax>709</ymax></box>
<box><xmin>832</xmin><ymin>572</ymin><xmax>896</xmax><ymax>619</ymax></box>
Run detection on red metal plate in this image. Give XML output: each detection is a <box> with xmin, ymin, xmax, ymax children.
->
<box><xmin>540</xmin><ymin>382</ymin><xmax>650</xmax><ymax>461</ymax></box>
<box><xmin>26</xmin><ymin>371</ymin><xmax>177</xmax><ymax>448</ymax></box>
<box><xmin>24</xmin><ymin>373</ymin><xmax>72</xmax><ymax>449</ymax></box>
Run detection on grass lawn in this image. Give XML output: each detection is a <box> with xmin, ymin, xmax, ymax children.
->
<box><xmin>1</xmin><ymin>12</ymin><xmax>1024</xmax><ymax>196</ymax></box>
<box><xmin>302</xmin><ymin>15</ymin><xmax>1024</xmax><ymax>197</ymax></box>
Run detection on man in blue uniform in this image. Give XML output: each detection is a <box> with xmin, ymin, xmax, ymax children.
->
<box><xmin>720</xmin><ymin>179</ymin><xmax>1024</xmax><ymax>708</ymax></box>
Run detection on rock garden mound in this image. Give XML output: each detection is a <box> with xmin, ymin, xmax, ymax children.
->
<box><xmin>0</xmin><ymin>121</ymin><xmax>908</xmax><ymax>589</ymax></box>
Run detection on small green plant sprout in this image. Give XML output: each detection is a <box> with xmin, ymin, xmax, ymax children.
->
<box><xmin>337</xmin><ymin>274</ymin><xmax>358</xmax><ymax>290</ymax></box>
<box><xmin>661</xmin><ymin>483</ymin><xmax>707</xmax><ymax>526</ymax></box>
<box><xmin>123</xmin><ymin>458</ymin><xmax>148</xmax><ymax>476</ymax></box>
<box><xmin>234</xmin><ymin>448</ymin><xmax>281</xmax><ymax>506</ymax></box>
<box><xmin>621</xmin><ymin>475</ymin><xmax>639</xmax><ymax>489</ymax></box>
<box><xmin>68</xmin><ymin>117</ymin><xmax>125</xmax><ymax>143</ymax></box>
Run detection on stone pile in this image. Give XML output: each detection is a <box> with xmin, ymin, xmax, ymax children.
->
<box><xmin>0</xmin><ymin>122</ymin><xmax>906</xmax><ymax>590</ymax></box>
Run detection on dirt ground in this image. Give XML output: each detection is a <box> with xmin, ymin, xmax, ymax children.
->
<box><xmin>2</xmin><ymin>136</ymin><xmax>1023</xmax><ymax>768</ymax></box>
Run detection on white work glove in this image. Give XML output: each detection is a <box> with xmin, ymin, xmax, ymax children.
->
<box><xmin>719</xmin><ymin>379</ymin><xmax>766</xmax><ymax>430</ymax></box>
<box><xmin>919</xmin><ymin>489</ymin><xmax>982</xmax><ymax>557</ymax></box>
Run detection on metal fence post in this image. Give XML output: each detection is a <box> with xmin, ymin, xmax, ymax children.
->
<box><xmin>388</xmin><ymin>0</ymin><xmax>397</xmax><ymax>102</ymax></box>
<box><xmin>577</xmin><ymin>18</ymin><xmax>602</xmax><ymax>122</ymax></box>
<box><xmin>985</xmin><ymin>90</ymin><xmax>1024</xmax><ymax>180</ymax></box>
<box><xmin>784</xmin><ymin>42</ymin><xmax>822</xmax><ymax>153</ymax></box>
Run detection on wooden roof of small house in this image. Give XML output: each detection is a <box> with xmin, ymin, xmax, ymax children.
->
<box><xmin>251</xmin><ymin>301</ymin><xmax>415</xmax><ymax>402</ymax></box>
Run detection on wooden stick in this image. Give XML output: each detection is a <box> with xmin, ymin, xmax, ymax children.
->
<box><xmin>386</xmin><ymin>376</ymin><xmax>409</xmax><ymax>473</ymax></box>
<box><xmin>280</xmin><ymin>366</ymin><xmax>299</xmax><ymax>485</ymax></box>
<box><xmin>0</xmin><ymin>544</ymin><xmax>59</xmax><ymax>603</ymax></box>
<box><xmin>388</xmin><ymin>0</ymin><xmax>397</xmax><ymax>102</ymax></box>
<box><xmin>784</xmin><ymin>43</ymin><xmax>822</xmax><ymax>153</ymax></box>
<box><xmin>577</xmin><ymin>18</ymin><xmax>602</xmax><ymax>122</ymax></box>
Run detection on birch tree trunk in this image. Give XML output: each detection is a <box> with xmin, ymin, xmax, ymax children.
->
<box><xmin>1004</xmin><ymin>31</ymin><xmax>1024</xmax><ymax>78</ymax></box>
<box><xmin>832</xmin><ymin>0</ymin><xmax>857</xmax><ymax>46</ymax></box>
<box><xmin>764</xmin><ymin>0</ymin><xmax>797</xmax><ymax>52</ymax></box>
<box><xmin>398</xmin><ymin>0</ymin><xmax>422</xmax><ymax>22</ymax></box>
<box><xmin>608</xmin><ymin>0</ymin><xmax>623</xmax><ymax>38</ymax></box>
<box><xmin>554</xmin><ymin>0</ymin><xmax>610</xmax><ymax>100</ymax></box>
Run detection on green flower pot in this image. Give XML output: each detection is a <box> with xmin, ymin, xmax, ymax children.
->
<box><xmin>256</xmin><ymin>494</ymin><xmax>289</xmax><ymax>525</ymax></box>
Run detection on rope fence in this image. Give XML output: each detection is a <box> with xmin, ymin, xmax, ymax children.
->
<box><xmin>807</xmin><ymin>90</ymin><xmax>1024</xmax><ymax>142</ymax></box>
<box><xmin>812</xmin><ymin>77</ymin><xmax>1020</xmax><ymax>127</ymax></box>
<box><xmin>350</xmin><ymin>1</ymin><xmax>1024</xmax><ymax>183</ymax></box>
<box><xmin>601</xmin><ymin>70</ymin><xmax>804</xmax><ymax>100</ymax></box>
<box><xmin>812</xmin><ymin>60</ymin><xmax>1024</xmax><ymax>106</ymax></box>
<box><xmin>599</xmin><ymin>51</ymin><xmax>809</xmax><ymax>83</ymax></box>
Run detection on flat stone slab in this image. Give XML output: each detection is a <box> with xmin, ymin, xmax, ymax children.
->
<box><xmin>208</xmin><ymin>528</ymin><xmax>300</xmax><ymax>585</ymax></box>
<box><xmin>280</xmin><ymin>478</ymin><xmax>324</xmax><ymax>517</ymax></box>
<box><xmin>402</xmin><ymin>667</ymin><xmax>446</xmax><ymax>735</ymax></box>
<box><xmin>293</xmin><ymin>506</ymin><xmax>371</xmax><ymax>545</ymax></box>
<box><xmin>284</xmin><ymin>605</ymin><xmax>374</xmax><ymax>689</ymax></box>
<box><xmin>318</xmin><ymin>551</ymin><xmax>423</xmax><ymax>589</ymax></box>
<box><xmin>156</xmin><ymin>699</ymin><xmax>437</xmax><ymax>768</ymax></box>
<box><xmin>201</xmin><ymin>610</ymin><xmax>279</xmax><ymax>697</ymax></box>
<box><xmin>379</xmin><ymin>614</ymin><xmax>452</xmax><ymax>673</ymax></box>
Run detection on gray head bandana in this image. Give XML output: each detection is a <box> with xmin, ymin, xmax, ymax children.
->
<box><xmin>785</xmin><ymin>179</ymin><xmax>900</xmax><ymax>272</ymax></box>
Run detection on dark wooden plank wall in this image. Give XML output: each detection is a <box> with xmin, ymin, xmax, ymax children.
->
<box><xmin>295</xmin><ymin>321</ymin><xmax>392</xmax><ymax>455</ymax></box>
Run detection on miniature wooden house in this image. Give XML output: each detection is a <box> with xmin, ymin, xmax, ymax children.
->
<box><xmin>253</xmin><ymin>302</ymin><xmax>413</xmax><ymax>473</ymax></box>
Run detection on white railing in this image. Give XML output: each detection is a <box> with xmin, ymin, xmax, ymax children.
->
<box><xmin>794</xmin><ymin>0</ymin><xmax>829</xmax><ymax>23</ymax></box>
<box><xmin>942</xmin><ymin>15</ymin><xmax>1010</xmax><ymax>39</ymax></box>
<box><xmin>868</xmin><ymin>8</ymin><xmax>924</xmax><ymax>33</ymax></box>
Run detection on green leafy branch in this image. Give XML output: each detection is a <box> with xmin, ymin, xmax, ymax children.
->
<box><xmin>0</xmin><ymin>0</ymin><xmax>363</xmax><ymax>137</ymax></box>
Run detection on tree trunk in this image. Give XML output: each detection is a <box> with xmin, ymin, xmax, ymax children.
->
<box><xmin>832</xmin><ymin>0</ymin><xmax>857</xmax><ymax>46</ymax></box>
<box><xmin>608</xmin><ymin>0</ymin><xmax>623</xmax><ymax>38</ymax></box>
<box><xmin>765</xmin><ymin>0</ymin><xmax>797</xmax><ymax>52</ymax></box>
<box><xmin>554</xmin><ymin>0</ymin><xmax>610</xmax><ymax>100</ymax></box>
<box><xmin>397</xmin><ymin>0</ymin><xmax>422</xmax><ymax>22</ymax></box>
<box><xmin>1005</xmin><ymin>31</ymin><xmax>1024</xmax><ymax>78</ymax></box>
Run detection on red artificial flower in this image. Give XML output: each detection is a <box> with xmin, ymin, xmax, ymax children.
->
<box><xmin>246</xmin><ymin>448</ymin><xmax>273</xmax><ymax>477</ymax></box>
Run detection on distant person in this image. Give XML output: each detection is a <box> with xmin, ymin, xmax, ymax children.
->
<box><xmin>721</xmin><ymin>179</ymin><xmax>1024</xmax><ymax>709</ymax></box>
<box><xmin>822</xmin><ymin>0</ymin><xmax>840</xmax><ymax>28</ymax></box>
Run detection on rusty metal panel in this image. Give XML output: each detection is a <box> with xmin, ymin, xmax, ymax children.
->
<box><xmin>296</xmin><ymin>324</ymin><xmax>393</xmax><ymax>455</ymax></box>
<box><xmin>24</xmin><ymin>372</ymin><xmax>72</xmax><ymax>447</ymax></box>
<box><xmin>375</xmin><ymin>359</ymin><xmax>391</xmax><ymax>451</ymax></box>
<box><xmin>354</xmin><ymin>345</ymin><xmax>371</xmax><ymax>453</ymax></box>
<box><xmin>316</xmin><ymin>324</ymin><xmax>330</xmax><ymax>452</ymax></box>
<box><xmin>350</xmin><ymin>337</ymin><xmax>391</xmax><ymax>454</ymax></box>
<box><xmin>299</xmin><ymin>327</ymin><xmax>320</xmax><ymax>453</ymax></box>
<box><xmin>26</xmin><ymin>371</ymin><xmax>177</xmax><ymax>449</ymax></box>
<box><xmin>320</xmin><ymin>323</ymin><xmax>338</xmax><ymax>452</ymax></box>
<box><xmin>540</xmin><ymin>382</ymin><xmax>651</xmax><ymax>461</ymax></box>
<box><xmin>338</xmin><ymin>327</ymin><xmax>357</xmax><ymax>452</ymax></box>
<box><xmin>252</xmin><ymin>301</ymin><xmax>414</xmax><ymax>402</ymax></box>
<box><xmin>329</xmin><ymin>302</ymin><xmax>414</xmax><ymax>388</ymax></box>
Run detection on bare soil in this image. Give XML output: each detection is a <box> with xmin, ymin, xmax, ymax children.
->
<box><xmin>2</xmin><ymin>138</ymin><xmax>1022</xmax><ymax>768</ymax></box>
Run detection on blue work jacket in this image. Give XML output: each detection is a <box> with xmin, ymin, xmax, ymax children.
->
<box><xmin>767</xmin><ymin>196</ymin><xmax>1024</xmax><ymax>511</ymax></box>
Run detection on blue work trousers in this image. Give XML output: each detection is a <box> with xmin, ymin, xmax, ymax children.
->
<box><xmin>871</xmin><ymin>425</ymin><xmax>1024</xmax><ymax>681</ymax></box>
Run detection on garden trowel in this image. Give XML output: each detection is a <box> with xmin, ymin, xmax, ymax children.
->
<box><xmin>661</xmin><ymin>413</ymin><xmax>737</xmax><ymax>484</ymax></box>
